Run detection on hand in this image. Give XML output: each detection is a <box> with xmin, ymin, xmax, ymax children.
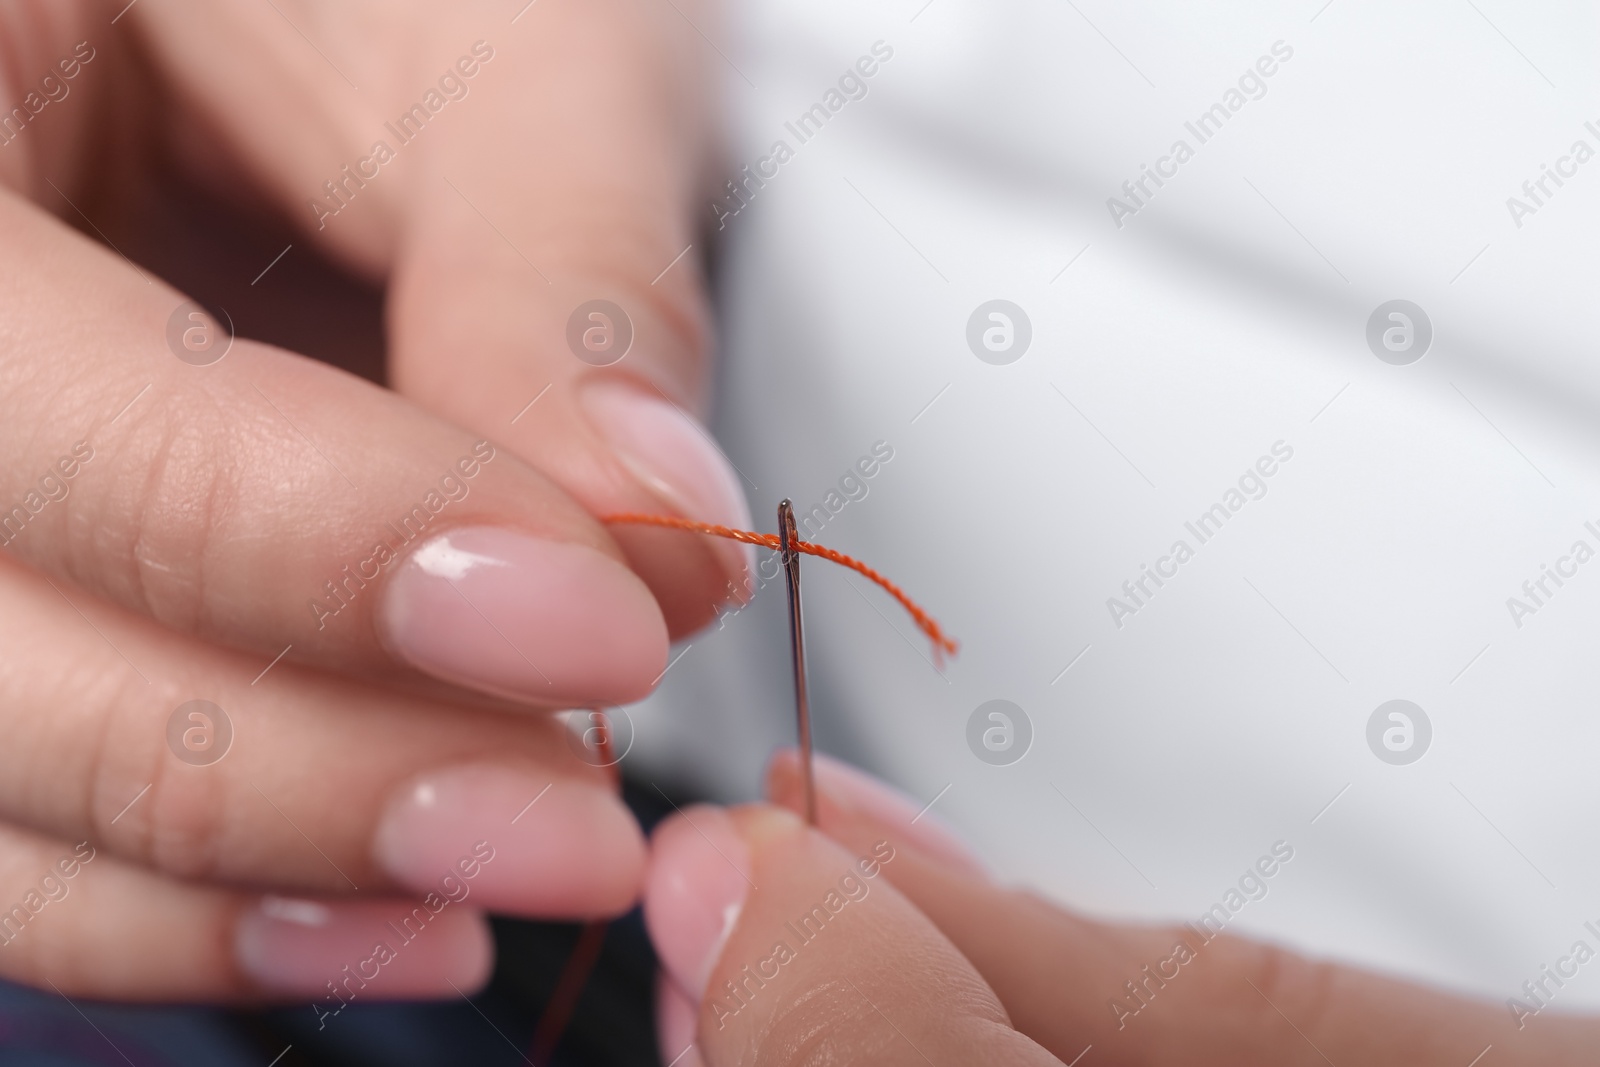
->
<box><xmin>0</xmin><ymin>0</ymin><xmax>737</xmax><ymax>1002</ymax></box>
<box><xmin>130</xmin><ymin>0</ymin><xmax>749</xmax><ymax>635</ymax></box>
<box><xmin>643</xmin><ymin>752</ymin><xmax>1596</xmax><ymax>1065</ymax></box>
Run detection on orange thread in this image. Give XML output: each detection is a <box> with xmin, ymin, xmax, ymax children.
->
<box><xmin>601</xmin><ymin>512</ymin><xmax>959</xmax><ymax>660</ymax></box>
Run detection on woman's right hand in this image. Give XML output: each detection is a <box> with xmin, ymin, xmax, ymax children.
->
<box><xmin>0</xmin><ymin>0</ymin><xmax>735</xmax><ymax>1004</ymax></box>
<box><xmin>0</xmin><ymin>171</ymin><xmax>659</xmax><ymax>999</ymax></box>
<box><xmin>644</xmin><ymin>752</ymin><xmax>1596</xmax><ymax>1065</ymax></box>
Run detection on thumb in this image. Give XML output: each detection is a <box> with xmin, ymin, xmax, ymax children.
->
<box><xmin>643</xmin><ymin>804</ymin><xmax>1064</xmax><ymax>1067</ymax></box>
<box><xmin>385</xmin><ymin>5</ymin><xmax>748</xmax><ymax>638</ymax></box>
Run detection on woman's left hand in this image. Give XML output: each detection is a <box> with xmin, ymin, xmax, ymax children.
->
<box><xmin>642</xmin><ymin>750</ymin><xmax>1595</xmax><ymax>1066</ymax></box>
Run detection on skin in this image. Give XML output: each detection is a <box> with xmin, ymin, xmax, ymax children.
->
<box><xmin>645</xmin><ymin>759</ymin><xmax>1599</xmax><ymax>1065</ymax></box>
<box><xmin>0</xmin><ymin>0</ymin><xmax>733</xmax><ymax>997</ymax></box>
<box><xmin>20</xmin><ymin>5</ymin><xmax>1581</xmax><ymax>1057</ymax></box>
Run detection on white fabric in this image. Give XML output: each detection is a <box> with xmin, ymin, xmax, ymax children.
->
<box><xmin>631</xmin><ymin>0</ymin><xmax>1600</xmax><ymax>1010</ymax></box>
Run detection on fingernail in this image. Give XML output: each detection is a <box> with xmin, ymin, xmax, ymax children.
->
<box><xmin>644</xmin><ymin>805</ymin><xmax>751</xmax><ymax>1000</ymax></box>
<box><xmin>378</xmin><ymin>526</ymin><xmax>668</xmax><ymax>705</ymax></box>
<box><xmin>235</xmin><ymin>895</ymin><xmax>492</xmax><ymax>997</ymax></box>
<box><xmin>767</xmin><ymin>749</ymin><xmax>988</xmax><ymax>877</ymax></box>
<box><xmin>656</xmin><ymin>976</ymin><xmax>708</xmax><ymax>1067</ymax></box>
<box><xmin>373</xmin><ymin>766</ymin><xmax>647</xmax><ymax>919</ymax></box>
<box><xmin>580</xmin><ymin>378</ymin><xmax>754</xmax><ymax>589</ymax></box>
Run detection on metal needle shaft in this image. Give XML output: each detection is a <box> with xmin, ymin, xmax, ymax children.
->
<box><xmin>777</xmin><ymin>500</ymin><xmax>816</xmax><ymax>825</ymax></box>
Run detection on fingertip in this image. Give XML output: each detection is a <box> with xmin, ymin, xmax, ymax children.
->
<box><xmin>378</xmin><ymin>526</ymin><xmax>670</xmax><ymax>707</ymax></box>
<box><xmin>374</xmin><ymin>767</ymin><xmax>646</xmax><ymax>920</ymax></box>
<box><xmin>764</xmin><ymin>748</ymin><xmax>988</xmax><ymax>877</ymax></box>
<box><xmin>681</xmin><ymin>801</ymin><xmax>1048</xmax><ymax>1065</ymax></box>
<box><xmin>579</xmin><ymin>376</ymin><xmax>756</xmax><ymax>629</ymax></box>
<box><xmin>762</xmin><ymin>748</ymin><xmax>802</xmax><ymax>811</ymax></box>
<box><xmin>235</xmin><ymin>896</ymin><xmax>494</xmax><ymax>999</ymax></box>
<box><xmin>644</xmin><ymin>805</ymin><xmax>753</xmax><ymax>1001</ymax></box>
<box><xmin>656</xmin><ymin>974</ymin><xmax>708</xmax><ymax>1067</ymax></box>
<box><xmin>580</xmin><ymin>376</ymin><xmax>753</xmax><ymax>553</ymax></box>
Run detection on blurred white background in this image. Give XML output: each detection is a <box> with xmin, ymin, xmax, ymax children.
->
<box><xmin>629</xmin><ymin>0</ymin><xmax>1600</xmax><ymax>1013</ymax></box>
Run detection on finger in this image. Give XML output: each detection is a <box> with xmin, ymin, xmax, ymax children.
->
<box><xmin>0</xmin><ymin>548</ymin><xmax>645</xmax><ymax>920</ymax></box>
<box><xmin>644</xmin><ymin>804</ymin><xmax>1063</xmax><ymax>1067</ymax></box>
<box><xmin>119</xmin><ymin>0</ymin><xmax>751</xmax><ymax>637</ymax></box>
<box><xmin>768</xmin><ymin>751</ymin><xmax>1599</xmax><ymax>1066</ymax></box>
<box><xmin>385</xmin><ymin>0</ymin><xmax>751</xmax><ymax>637</ymax></box>
<box><xmin>0</xmin><ymin>186</ymin><xmax>668</xmax><ymax>708</ymax></box>
<box><xmin>0</xmin><ymin>1</ymin><xmax>101</xmax><ymax>198</ymax></box>
<box><xmin>0</xmin><ymin>821</ymin><xmax>491</xmax><ymax>1003</ymax></box>
<box><xmin>657</xmin><ymin>977</ymin><xmax>709</xmax><ymax>1067</ymax></box>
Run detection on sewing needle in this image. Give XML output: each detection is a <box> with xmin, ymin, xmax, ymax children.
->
<box><xmin>777</xmin><ymin>500</ymin><xmax>817</xmax><ymax>825</ymax></box>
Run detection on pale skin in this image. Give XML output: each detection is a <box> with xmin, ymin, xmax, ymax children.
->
<box><xmin>641</xmin><ymin>753</ymin><xmax>1600</xmax><ymax>1065</ymax></box>
<box><xmin>0</xmin><ymin>0</ymin><xmax>734</xmax><ymax>1000</ymax></box>
<box><xmin>1</xmin><ymin>1</ymin><xmax>1586</xmax><ymax>1060</ymax></box>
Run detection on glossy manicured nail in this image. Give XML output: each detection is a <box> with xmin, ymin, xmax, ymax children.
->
<box><xmin>581</xmin><ymin>378</ymin><xmax>754</xmax><ymax>589</ymax></box>
<box><xmin>656</xmin><ymin>976</ymin><xmax>708</xmax><ymax>1067</ymax></box>
<box><xmin>644</xmin><ymin>805</ymin><xmax>752</xmax><ymax>1000</ymax></box>
<box><xmin>235</xmin><ymin>895</ymin><xmax>492</xmax><ymax>997</ymax></box>
<box><xmin>766</xmin><ymin>749</ymin><xmax>988</xmax><ymax>876</ymax></box>
<box><xmin>379</xmin><ymin>525</ymin><xmax>668</xmax><ymax>705</ymax></box>
<box><xmin>373</xmin><ymin>766</ymin><xmax>647</xmax><ymax>919</ymax></box>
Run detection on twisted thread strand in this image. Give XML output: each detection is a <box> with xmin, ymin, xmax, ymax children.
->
<box><xmin>600</xmin><ymin>512</ymin><xmax>958</xmax><ymax>660</ymax></box>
